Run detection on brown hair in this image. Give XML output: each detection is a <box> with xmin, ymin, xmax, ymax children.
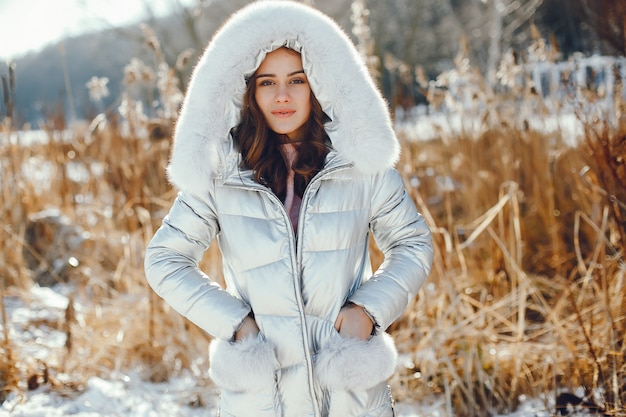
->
<box><xmin>233</xmin><ymin>56</ymin><xmax>331</xmax><ymax>200</ymax></box>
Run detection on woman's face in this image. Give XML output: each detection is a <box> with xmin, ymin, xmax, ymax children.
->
<box><xmin>254</xmin><ymin>48</ymin><xmax>312</xmax><ymax>141</ymax></box>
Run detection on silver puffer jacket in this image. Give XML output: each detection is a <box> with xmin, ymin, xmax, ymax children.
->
<box><xmin>144</xmin><ymin>2</ymin><xmax>433</xmax><ymax>417</ymax></box>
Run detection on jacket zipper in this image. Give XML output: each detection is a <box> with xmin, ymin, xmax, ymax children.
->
<box><xmin>293</xmin><ymin>163</ymin><xmax>351</xmax><ymax>417</ymax></box>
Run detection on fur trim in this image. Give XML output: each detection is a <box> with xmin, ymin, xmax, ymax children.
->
<box><xmin>314</xmin><ymin>332</ymin><xmax>398</xmax><ymax>391</ymax></box>
<box><xmin>168</xmin><ymin>0</ymin><xmax>399</xmax><ymax>196</ymax></box>
<box><xmin>208</xmin><ymin>335</ymin><xmax>278</xmax><ymax>392</ymax></box>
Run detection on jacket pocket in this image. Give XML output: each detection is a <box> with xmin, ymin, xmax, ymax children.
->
<box><xmin>218</xmin><ymin>388</ymin><xmax>280</xmax><ymax>417</ymax></box>
<box><xmin>208</xmin><ymin>333</ymin><xmax>278</xmax><ymax>392</ymax></box>
<box><xmin>314</xmin><ymin>332</ymin><xmax>398</xmax><ymax>391</ymax></box>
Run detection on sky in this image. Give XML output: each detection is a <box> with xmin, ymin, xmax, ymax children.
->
<box><xmin>0</xmin><ymin>0</ymin><xmax>194</xmax><ymax>61</ymax></box>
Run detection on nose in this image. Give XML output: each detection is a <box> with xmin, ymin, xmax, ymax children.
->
<box><xmin>275</xmin><ymin>84</ymin><xmax>290</xmax><ymax>103</ymax></box>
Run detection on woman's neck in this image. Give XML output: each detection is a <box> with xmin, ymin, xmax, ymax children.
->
<box><xmin>274</xmin><ymin>131</ymin><xmax>306</xmax><ymax>144</ymax></box>
<box><xmin>280</xmin><ymin>142</ymin><xmax>298</xmax><ymax>167</ymax></box>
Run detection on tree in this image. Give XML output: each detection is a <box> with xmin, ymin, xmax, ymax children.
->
<box><xmin>460</xmin><ymin>0</ymin><xmax>544</xmax><ymax>84</ymax></box>
<box><xmin>575</xmin><ymin>0</ymin><xmax>626</xmax><ymax>55</ymax></box>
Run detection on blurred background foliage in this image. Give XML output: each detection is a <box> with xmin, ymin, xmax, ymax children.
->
<box><xmin>0</xmin><ymin>0</ymin><xmax>624</xmax><ymax>126</ymax></box>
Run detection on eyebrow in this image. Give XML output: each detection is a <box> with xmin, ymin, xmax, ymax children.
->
<box><xmin>256</xmin><ymin>69</ymin><xmax>305</xmax><ymax>78</ymax></box>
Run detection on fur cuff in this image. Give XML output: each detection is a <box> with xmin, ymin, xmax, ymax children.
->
<box><xmin>208</xmin><ymin>334</ymin><xmax>278</xmax><ymax>392</ymax></box>
<box><xmin>314</xmin><ymin>332</ymin><xmax>398</xmax><ymax>391</ymax></box>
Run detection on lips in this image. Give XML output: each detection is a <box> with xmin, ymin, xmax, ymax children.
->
<box><xmin>271</xmin><ymin>109</ymin><xmax>296</xmax><ymax>118</ymax></box>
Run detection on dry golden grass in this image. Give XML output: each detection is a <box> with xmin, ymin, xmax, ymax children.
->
<box><xmin>1</xmin><ymin>37</ymin><xmax>625</xmax><ymax>416</ymax></box>
<box><xmin>388</xmin><ymin>121</ymin><xmax>625</xmax><ymax>415</ymax></box>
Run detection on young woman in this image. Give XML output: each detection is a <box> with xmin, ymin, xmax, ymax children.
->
<box><xmin>144</xmin><ymin>2</ymin><xmax>433</xmax><ymax>416</ymax></box>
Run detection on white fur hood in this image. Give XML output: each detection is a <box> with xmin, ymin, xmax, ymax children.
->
<box><xmin>167</xmin><ymin>0</ymin><xmax>400</xmax><ymax>195</ymax></box>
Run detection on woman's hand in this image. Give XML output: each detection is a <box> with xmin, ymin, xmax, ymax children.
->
<box><xmin>334</xmin><ymin>303</ymin><xmax>374</xmax><ymax>340</ymax></box>
<box><xmin>234</xmin><ymin>315</ymin><xmax>260</xmax><ymax>341</ymax></box>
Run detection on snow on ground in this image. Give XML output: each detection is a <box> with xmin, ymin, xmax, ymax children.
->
<box><xmin>2</xmin><ymin>378</ymin><xmax>554</xmax><ymax>417</ymax></box>
<box><xmin>1</xmin><ymin>387</ymin><xmax>556</xmax><ymax>417</ymax></box>
<box><xmin>0</xmin><ymin>282</ymin><xmax>582</xmax><ymax>416</ymax></box>
<box><xmin>2</xmin><ymin>285</ymin><xmax>449</xmax><ymax>417</ymax></box>
<box><xmin>1</xmin><ymin>376</ymin><xmax>556</xmax><ymax>417</ymax></box>
<box><xmin>394</xmin><ymin>106</ymin><xmax>585</xmax><ymax>147</ymax></box>
<box><xmin>2</xmin><ymin>374</ymin><xmax>217</xmax><ymax>417</ymax></box>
